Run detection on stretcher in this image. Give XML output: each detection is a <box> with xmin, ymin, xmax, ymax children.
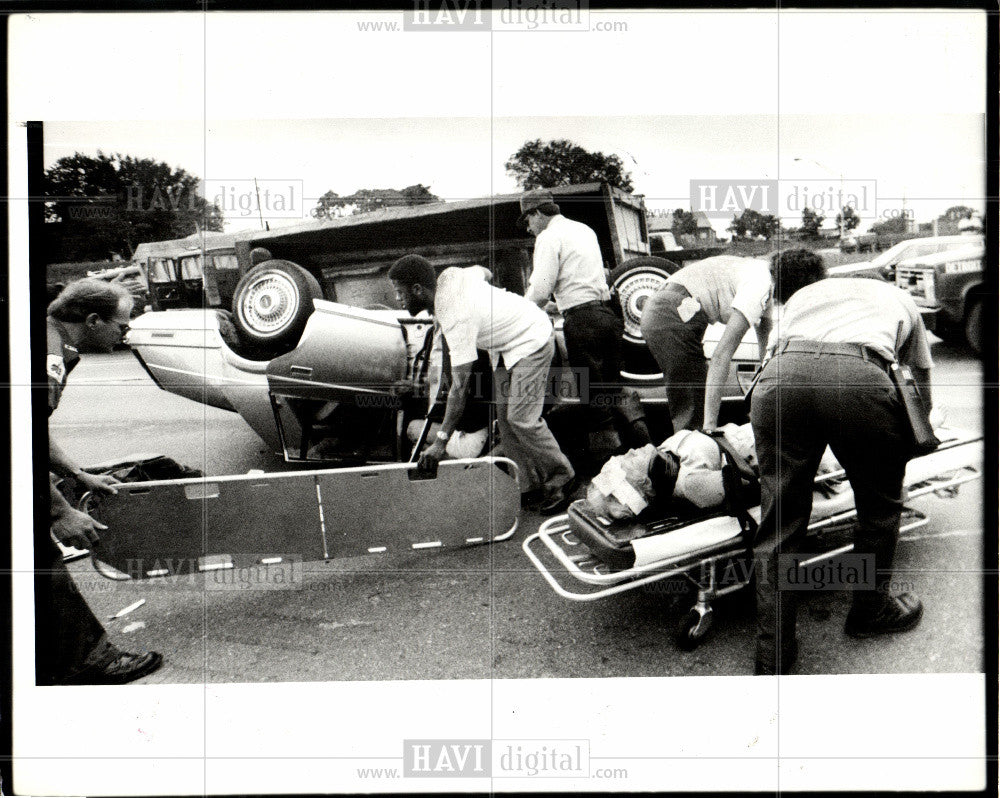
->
<box><xmin>522</xmin><ymin>427</ymin><xmax>981</xmax><ymax>648</ymax></box>
<box><xmin>82</xmin><ymin>456</ymin><xmax>519</xmax><ymax>580</ymax></box>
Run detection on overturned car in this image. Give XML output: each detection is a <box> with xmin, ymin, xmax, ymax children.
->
<box><xmin>126</xmin><ymin>184</ymin><xmax>758</xmax><ymax>465</ymax></box>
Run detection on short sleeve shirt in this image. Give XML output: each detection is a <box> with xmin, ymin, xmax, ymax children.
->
<box><xmin>434</xmin><ymin>266</ymin><xmax>553</xmax><ymax>370</ymax></box>
<box><xmin>525</xmin><ymin>215</ymin><xmax>610</xmax><ymax>312</ymax></box>
<box><xmin>670</xmin><ymin>255</ymin><xmax>772</xmax><ymax>326</ymax></box>
<box><xmin>771</xmin><ymin>277</ymin><xmax>934</xmax><ymax>368</ymax></box>
<box><xmin>47</xmin><ymin>317</ymin><xmax>79</xmax><ymax>416</ymax></box>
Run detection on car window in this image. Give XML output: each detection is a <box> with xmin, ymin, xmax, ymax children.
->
<box><xmin>147</xmin><ymin>258</ymin><xmax>177</xmax><ymax>283</ymax></box>
<box><xmin>212</xmin><ymin>253</ymin><xmax>239</xmax><ymax>270</ymax></box>
<box><xmin>179</xmin><ymin>256</ymin><xmax>204</xmax><ymax>280</ymax></box>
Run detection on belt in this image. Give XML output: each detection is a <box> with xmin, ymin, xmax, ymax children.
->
<box><xmin>776</xmin><ymin>339</ymin><xmax>892</xmax><ymax>372</ymax></box>
<box><xmin>562</xmin><ymin>299</ymin><xmax>613</xmax><ymax>316</ymax></box>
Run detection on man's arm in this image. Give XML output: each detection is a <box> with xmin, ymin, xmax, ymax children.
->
<box><xmin>49</xmin><ymin>438</ymin><xmax>119</xmax><ymax>494</ymax></box>
<box><xmin>898</xmin><ymin>307</ymin><xmax>934</xmax><ymax>411</ymax></box>
<box><xmin>755</xmin><ymin>310</ymin><xmax>773</xmax><ymax>364</ymax></box>
<box><xmin>524</xmin><ymin>233</ymin><xmax>559</xmax><ymax>307</ymax></box>
<box><xmin>702</xmin><ymin>311</ymin><xmax>752</xmax><ymax>431</ymax></box>
<box><xmin>50</xmin><ymin>477</ymin><xmax>106</xmax><ymax>549</ymax></box>
<box><xmin>911</xmin><ymin>366</ymin><xmax>932</xmax><ymax>411</ymax></box>
<box><xmin>418</xmin><ymin>359</ymin><xmax>473</xmax><ymax>470</ymax></box>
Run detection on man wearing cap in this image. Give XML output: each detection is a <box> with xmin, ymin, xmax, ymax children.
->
<box><xmin>388</xmin><ymin>255</ymin><xmax>576</xmax><ymax>514</ymax></box>
<box><xmin>520</xmin><ymin>189</ymin><xmax>645</xmax><ymax>455</ymax></box>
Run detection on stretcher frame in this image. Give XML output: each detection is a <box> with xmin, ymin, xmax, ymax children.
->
<box><xmin>523</xmin><ymin>429</ymin><xmax>982</xmax><ymax>603</ymax></box>
<box><xmin>84</xmin><ymin>456</ymin><xmax>520</xmax><ymax>580</ymax></box>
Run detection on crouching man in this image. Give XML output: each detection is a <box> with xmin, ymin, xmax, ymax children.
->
<box><xmin>751</xmin><ymin>249</ymin><xmax>933</xmax><ymax>675</ymax></box>
<box><xmin>389</xmin><ymin>255</ymin><xmax>575</xmax><ymax>514</ymax></box>
<box><xmin>40</xmin><ymin>279</ymin><xmax>163</xmax><ymax>685</ymax></box>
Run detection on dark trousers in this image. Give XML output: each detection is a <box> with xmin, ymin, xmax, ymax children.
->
<box><xmin>36</xmin><ymin>540</ymin><xmax>109</xmax><ymax>685</ymax></box>
<box><xmin>639</xmin><ymin>285</ymin><xmax>709</xmax><ymax>432</ymax></box>
<box><xmin>749</xmin><ymin>351</ymin><xmax>911</xmax><ymax>670</ymax></box>
<box><xmin>562</xmin><ymin>303</ymin><xmax>624</xmax><ymax>432</ymax></box>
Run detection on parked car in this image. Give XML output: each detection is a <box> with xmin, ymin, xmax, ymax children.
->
<box><xmin>839</xmin><ymin>231</ymin><xmax>877</xmax><ymax>253</ymax></box>
<box><xmin>827</xmin><ymin>233</ymin><xmax>983</xmax><ymax>281</ymax></box>
<box><xmin>892</xmin><ymin>242</ymin><xmax>985</xmax><ymax>353</ymax></box>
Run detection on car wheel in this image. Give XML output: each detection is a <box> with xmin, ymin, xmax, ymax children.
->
<box><xmin>609</xmin><ymin>256</ymin><xmax>680</xmax><ymax>380</ymax></box>
<box><xmin>610</xmin><ymin>256</ymin><xmax>680</xmax><ymax>343</ymax></box>
<box><xmin>964</xmin><ymin>297</ymin><xmax>982</xmax><ymax>355</ymax></box>
<box><xmin>232</xmin><ymin>260</ymin><xmax>322</xmax><ymax>352</ymax></box>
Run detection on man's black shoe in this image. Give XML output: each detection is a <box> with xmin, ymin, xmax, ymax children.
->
<box><xmin>521</xmin><ymin>488</ymin><xmax>544</xmax><ymax>510</ymax></box>
<box><xmin>845</xmin><ymin>592</ymin><xmax>923</xmax><ymax>639</ymax></box>
<box><xmin>62</xmin><ymin>650</ymin><xmax>164</xmax><ymax>685</ymax></box>
<box><xmin>538</xmin><ymin>478</ymin><xmax>577</xmax><ymax>516</ymax></box>
<box><xmin>754</xmin><ymin>640</ymin><xmax>798</xmax><ymax>676</ymax></box>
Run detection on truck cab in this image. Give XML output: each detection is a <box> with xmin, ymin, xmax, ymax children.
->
<box><xmin>893</xmin><ymin>240</ymin><xmax>985</xmax><ymax>353</ymax></box>
<box><xmin>133</xmin><ymin>231</ymin><xmax>242</xmax><ymax>312</ymax></box>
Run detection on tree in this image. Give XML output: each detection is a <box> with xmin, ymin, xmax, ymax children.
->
<box><xmin>800</xmin><ymin>206</ymin><xmax>825</xmax><ymax>238</ymax></box>
<box><xmin>728</xmin><ymin>209</ymin><xmax>781</xmax><ymax>239</ymax></box>
<box><xmin>504</xmin><ymin>139</ymin><xmax>634</xmax><ymax>192</ymax></box>
<box><xmin>836</xmin><ymin>205</ymin><xmax>860</xmax><ymax>234</ymax></box>
<box><xmin>43</xmin><ymin>151</ymin><xmax>223</xmax><ymax>262</ymax></box>
<box><xmin>311</xmin><ymin>184</ymin><xmax>440</xmax><ymax>220</ymax></box>
<box><xmin>870</xmin><ymin>215</ymin><xmax>909</xmax><ymax>236</ymax></box>
<box><xmin>671</xmin><ymin>209</ymin><xmax>699</xmax><ymax>236</ymax></box>
<box><xmin>312</xmin><ymin>190</ymin><xmax>345</xmax><ymax>220</ymax></box>
<box><xmin>942</xmin><ymin>205</ymin><xmax>975</xmax><ymax>221</ymax></box>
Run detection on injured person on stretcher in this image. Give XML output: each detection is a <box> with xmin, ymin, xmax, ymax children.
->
<box><xmin>585</xmin><ymin>423</ymin><xmax>846</xmax><ymax>522</ymax></box>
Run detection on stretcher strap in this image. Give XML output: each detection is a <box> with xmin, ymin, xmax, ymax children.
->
<box><xmin>707</xmin><ymin>430</ymin><xmax>760</xmax><ymax>551</ymax></box>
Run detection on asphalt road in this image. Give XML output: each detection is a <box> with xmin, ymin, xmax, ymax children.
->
<box><xmin>50</xmin><ymin>339</ymin><xmax>985</xmax><ymax>681</ymax></box>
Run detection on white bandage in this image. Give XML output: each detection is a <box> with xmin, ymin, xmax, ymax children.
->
<box><xmin>591</xmin><ymin>460</ymin><xmax>648</xmax><ymax>516</ymax></box>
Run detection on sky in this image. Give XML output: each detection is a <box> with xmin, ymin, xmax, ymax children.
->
<box><xmin>22</xmin><ymin>8</ymin><xmax>987</xmax><ymax>239</ymax></box>
<box><xmin>42</xmin><ymin>112</ymin><xmax>986</xmax><ymax>237</ymax></box>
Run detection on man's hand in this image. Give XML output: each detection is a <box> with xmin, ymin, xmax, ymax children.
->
<box><xmin>51</xmin><ymin>506</ymin><xmax>106</xmax><ymax>549</ymax></box>
<box><xmin>418</xmin><ymin>439</ymin><xmax>447</xmax><ymax>471</ymax></box>
<box><xmin>391</xmin><ymin>379</ymin><xmax>418</xmax><ymax>399</ymax></box>
<box><xmin>75</xmin><ymin>471</ymin><xmax>120</xmax><ymax>495</ymax></box>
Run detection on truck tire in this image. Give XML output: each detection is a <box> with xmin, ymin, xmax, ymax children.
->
<box><xmin>232</xmin><ymin>260</ymin><xmax>322</xmax><ymax>352</ymax></box>
<box><xmin>610</xmin><ymin>256</ymin><xmax>680</xmax><ymax>344</ymax></box>
<box><xmin>964</xmin><ymin>297</ymin><xmax>982</xmax><ymax>355</ymax></box>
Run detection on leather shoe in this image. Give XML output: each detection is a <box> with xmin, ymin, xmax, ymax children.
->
<box><xmin>62</xmin><ymin>649</ymin><xmax>164</xmax><ymax>685</ymax></box>
<box><xmin>754</xmin><ymin>640</ymin><xmax>799</xmax><ymax>676</ymax></box>
<box><xmin>521</xmin><ymin>488</ymin><xmax>544</xmax><ymax>510</ymax></box>
<box><xmin>845</xmin><ymin>591</ymin><xmax>923</xmax><ymax>638</ymax></box>
<box><xmin>538</xmin><ymin>478</ymin><xmax>577</xmax><ymax>516</ymax></box>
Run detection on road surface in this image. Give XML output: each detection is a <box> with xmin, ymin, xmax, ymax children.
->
<box><xmin>48</xmin><ymin>340</ymin><xmax>985</xmax><ymax>681</ymax></box>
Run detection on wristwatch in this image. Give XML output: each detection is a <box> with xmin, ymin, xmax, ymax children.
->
<box><xmin>435</xmin><ymin>430</ymin><xmax>450</xmax><ymax>442</ymax></box>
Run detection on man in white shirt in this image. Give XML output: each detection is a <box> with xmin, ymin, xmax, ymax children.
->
<box><xmin>521</xmin><ymin>189</ymin><xmax>647</xmax><ymax>453</ymax></box>
<box><xmin>42</xmin><ymin>279</ymin><xmax>164</xmax><ymax>684</ymax></box>
<box><xmin>750</xmin><ymin>249</ymin><xmax>933</xmax><ymax>675</ymax></box>
<box><xmin>640</xmin><ymin>255</ymin><xmax>773</xmax><ymax>432</ymax></box>
<box><xmin>388</xmin><ymin>255</ymin><xmax>576</xmax><ymax>514</ymax></box>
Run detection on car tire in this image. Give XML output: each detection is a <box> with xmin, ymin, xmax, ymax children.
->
<box><xmin>232</xmin><ymin>260</ymin><xmax>322</xmax><ymax>352</ymax></box>
<box><xmin>610</xmin><ymin>256</ymin><xmax>680</xmax><ymax>344</ymax></box>
<box><xmin>964</xmin><ymin>297</ymin><xmax>982</xmax><ymax>355</ymax></box>
<box><xmin>609</xmin><ymin>256</ymin><xmax>680</xmax><ymax>380</ymax></box>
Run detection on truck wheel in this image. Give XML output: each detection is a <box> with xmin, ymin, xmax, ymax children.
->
<box><xmin>232</xmin><ymin>260</ymin><xmax>322</xmax><ymax>351</ymax></box>
<box><xmin>610</xmin><ymin>256</ymin><xmax>680</xmax><ymax>344</ymax></box>
<box><xmin>964</xmin><ymin>298</ymin><xmax>982</xmax><ymax>355</ymax></box>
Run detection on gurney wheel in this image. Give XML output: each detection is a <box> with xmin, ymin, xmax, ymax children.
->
<box><xmin>676</xmin><ymin>607</ymin><xmax>713</xmax><ymax>650</ymax></box>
